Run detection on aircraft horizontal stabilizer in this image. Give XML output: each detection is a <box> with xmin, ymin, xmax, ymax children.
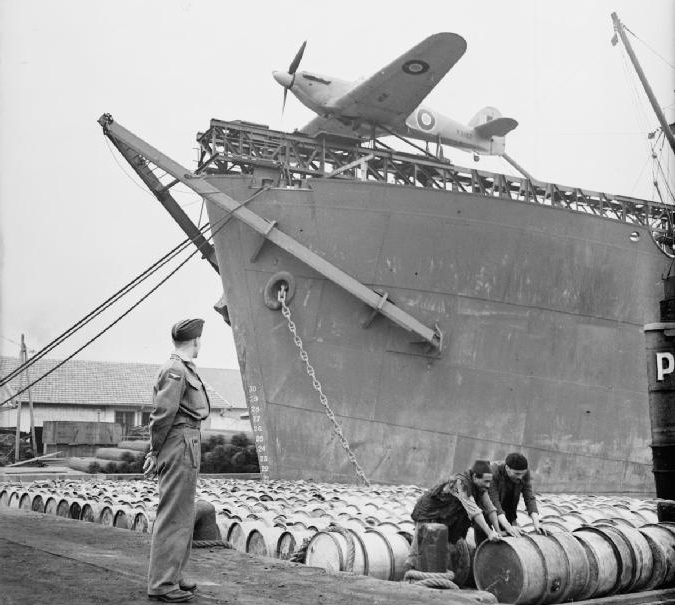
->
<box><xmin>474</xmin><ymin>117</ymin><xmax>518</xmax><ymax>138</ymax></box>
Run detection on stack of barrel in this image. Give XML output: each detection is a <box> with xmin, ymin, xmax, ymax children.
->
<box><xmin>3</xmin><ymin>476</ymin><xmax>675</xmax><ymax>595</ymax></box>
<box><xmin>473</xmin><ymin>521</ymin><xmax>675</xmax><ymax>603</ymax></box>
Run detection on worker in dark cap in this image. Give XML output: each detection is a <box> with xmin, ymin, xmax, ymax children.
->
<box><xmin>481</xmin><ymin>452</ymin><xmax>543</xmax><ymax>539</ymax></box>
<box><xmin>144</xmin><ymin>318</ymin><xmax>210</xmax><ymax>603</ymax></box>
<box><xmin>404</xmin><ymin>460</ymin><xmax>501</xmax><ymax>577</ymax></box>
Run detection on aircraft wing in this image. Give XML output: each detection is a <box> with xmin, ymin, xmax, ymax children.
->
<box><xmin>330</xmin><ymin>32</ymin><xmax>467</xmax><ymax>126</ymax></box>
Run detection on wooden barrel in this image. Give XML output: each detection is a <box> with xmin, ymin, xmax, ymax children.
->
<box><xmin>132</xmin><ymin>509</ymin><xmax>154</xmax><ymax>533</ymax></box>
<box><xmin>635</xmin><ymin>508</ymin><xmax>658</xmax><ymax>524</ymax></box>
<box><xmin>246</xmin><ymin>527</ymin><xmax>286</xmax><ymax>557</ymax></box>
<box><xmin>80</xmin><ymin>502</ymin><xmax>99</xmax><ymax>523</ymax></box>
<box><xmin>69</xmin><ymin>499</ymin><xmax>84</xmax><ymax>520</ymax></box>
<box><xmin>116</xmin><ymin>440</ymin><xmax>150</xmax><ymax>452</ymax></box>
<box><xmin>548</xmin><ymin>531</ymin><xmax>592</xmax><ymax>603</ymax></box>
<box><xmin>113</xmin><ymin>507</ymin><xmax>132</xmax><ymax>530</ymax></box>
<box><xmin>600</xmin><ymin>524</ymin><xmax>653</xmax><ymax>592</ymax></box>
<box><xmin>305</xmin><ymin>529</ymin><xmax>367</xmax><ymax>575</ymax></box>
<box><xmin>277</xmin><ymin>529</ymin><xmax>315</xmax><ymax>560</ymax></box>
<box><xmin>7</xmin><ymin>490</ymin><xmax>20</xmax><ymax>509</ymax></box>
<box><xmin>366</xmin><ymin>528</ymin><xmax>410</xmax><ymax>581</ymax></box>
<box><xmin>0</xmin><ymin>489</ymin><xmax>8</xmax><ymax>508</ymax></box>
<box><xmin>98</xmin><ymin>504</ymin><xmax>114</xmax><ymax>526</ymax></box>
<box><xmin>19</xmin><ymin>492</ymin><xmax>33</xmax><ymax>510</ymax></box>
<box><xmin>55</xmin><ymin>498</ymin><xmax>71</xmax><ymax>518</ymax></box>
<box><xmin>227</xmin><ymin>521</ymin><xmax>266</xmax><ymax>552</ymax></box>
<box><xmin>31</xmin><ymin>494</ymin><xmax>45</xmax><ymax>513</ymax></box>
<box><xmin>44</xmin><ymin>496</ymin><xmax>57</xmax><ymax>515</ymax></box>
<box><xmin>589</xmin><ymin>524</ymin><xmax>637</xmax><ymax>593</ymax></box>
<box><xmin>474</xmin><ymin>536</ymin><xmax>556</xmax><ymax>604</ymax></box>
<box><xmin>539</xmin><ymin>520</ymin><xmax>569</xmax><ymax>534</ymax></box>
<box><xmin>573</xmin><ymin>526</ymin><xmax>621</xmax><ymax>599</ymax></box>
<box><xmin>638</xmin><ymin>524</ymin><xmax>675</xmax><ymax>589</ymax></box>
<box><xmin>95</xmin><ymin>447</ymin><xmax>144</xmax><ymax>461</ymax></box>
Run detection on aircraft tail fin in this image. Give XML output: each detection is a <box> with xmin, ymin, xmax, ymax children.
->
<box><xmin>469</xmin><ymin>106</ymin><xmax>518</xmax><ymax>138</ymax></box>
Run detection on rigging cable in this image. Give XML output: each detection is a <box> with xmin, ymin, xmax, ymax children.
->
<box><xmin>0</xmin><ymin>186</ymin><xmax>269</xmax><ymax>405</ymax></box>
<box><xmin>0</xmin><ymin>227</ymin><xmax>207</xmax><ymax>388</ymax></box>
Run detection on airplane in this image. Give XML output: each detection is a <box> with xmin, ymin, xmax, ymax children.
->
<box><xmin>272</xmin><ymin>33</ymin><xmax>518</xmax><ymax>160</ymax></box>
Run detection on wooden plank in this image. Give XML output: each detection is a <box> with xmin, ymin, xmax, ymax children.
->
<box><xmin>7</xmin><ymin>451</ymin><xmax>62</xmax><ymax>467</ymax></box>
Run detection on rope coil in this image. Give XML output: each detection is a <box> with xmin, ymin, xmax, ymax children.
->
<box><xmin>192</xmin><ymin>539</ymin><xmax>232</xmax><ymax>549</ymax></box>
<box><xmin>403</xmin><ymin>569</ymin><xmax>459</xmax><ymax>590</ymax></box>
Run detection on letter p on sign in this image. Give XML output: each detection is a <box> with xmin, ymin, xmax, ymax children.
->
<box><xmin>656</xmin><ymin>352</ymin><xmax>675</xmax><ymax>381</ymax></box>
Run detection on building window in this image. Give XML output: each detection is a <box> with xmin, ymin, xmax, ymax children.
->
<box><xmin>114</xmin><ymin>411</ymin><xmax>136</xmax><ymax>437</ymax></box>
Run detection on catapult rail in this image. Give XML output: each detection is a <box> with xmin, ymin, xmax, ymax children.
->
<box><xmin>98</xmin><ymin>114</ymin><xmax>442</xmax><ymax>352</ymax></box>
<box><xmin>197</xmin><ymin>119</ymin><xmax>673</xmax><ymax>229</ymax></box>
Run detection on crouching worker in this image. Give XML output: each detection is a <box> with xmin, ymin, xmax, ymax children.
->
<box><xmin>482</xmin><ymin>452</ymin><xmax>544</xmax><ymax>539</ymax></box>
<box><xmin>405</xmin><ymin>460</ymin><xmax>501</xmax><ymax>575</ymax></box>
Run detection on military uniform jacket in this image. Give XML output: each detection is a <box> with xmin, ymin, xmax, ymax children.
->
<box><xmin>149</xmin><ymin>353</ymin><xmax>210</xmax><ymax>454</ymax></box>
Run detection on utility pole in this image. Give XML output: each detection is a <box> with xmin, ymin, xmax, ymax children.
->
<box><xmin>21</xmin><ymin>335</ymin><xmax>38</xmax><ymax>457</ymax></box>
<box><xmin>611</xmin><ymin>12</ymin><xmax>675</xmax><ymax>157</ymax></box>
<box><xmin>14</xmin><ymin>349</ymin><xmax>23</xmax><ymax>463</ymax></box>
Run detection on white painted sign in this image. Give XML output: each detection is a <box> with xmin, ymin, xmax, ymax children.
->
<box><xmin>656</xmin><ymin>352</ymin><xmax>675</xmax><ymax>381</ymax></box>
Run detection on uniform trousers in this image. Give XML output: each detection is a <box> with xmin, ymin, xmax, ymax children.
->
<box><xmin>148</xmin><ymin>425</ymin><xmax>201</xmax><ymax>596</ymax></box>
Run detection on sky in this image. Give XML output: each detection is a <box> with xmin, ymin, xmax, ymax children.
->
<box><xmin>1</xmin><ymin>0</ymin><xmax>673</xmax><ymax>372</ymax></box>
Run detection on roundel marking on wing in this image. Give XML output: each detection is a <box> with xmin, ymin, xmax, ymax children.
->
<box><xmin>417</xmin><ymin>109</ymin><xmax>436</xmax><ymax>131</ymax></box>
<box><xmin>402</xmin><ymin>60</ymin><xmax>430</xmax><ymax>75</ymax></box>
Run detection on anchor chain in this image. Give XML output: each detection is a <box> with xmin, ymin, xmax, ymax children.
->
<box><xmin>278</xmin><ymin>286</ymin><xmax>371</xmax><ymax>487</ymax></box>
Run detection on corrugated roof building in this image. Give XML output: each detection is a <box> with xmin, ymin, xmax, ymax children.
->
<box><xmin>0</xmin><ymin>356</ymin><xmax>250</xmax><ymax>453</ymax></box>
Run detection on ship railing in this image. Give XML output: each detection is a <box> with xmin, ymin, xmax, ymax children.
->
<box><xmin>196</xmin><ymin>119</ymin><xmax>674</xmax><ymax>232</ymax></box>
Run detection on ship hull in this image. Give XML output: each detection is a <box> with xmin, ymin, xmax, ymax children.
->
<box><xmin>205</xmin><ymin>174</ymin><xmax>667</xmax><ymax>492</ymax></box>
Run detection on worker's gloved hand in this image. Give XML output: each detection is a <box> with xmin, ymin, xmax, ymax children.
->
<box><xmin>143</xmin><ymin>452</ymin><xmax>158</xmax><ymax>479</ymax></box>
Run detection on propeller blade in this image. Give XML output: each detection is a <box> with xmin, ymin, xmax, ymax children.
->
<box><xmin>282</xmin><ymin>87</ymin><xmax>288</xmax><ymax>117</ymax></box>
<box><xmin>288</xmin><ymin>40</ymin><xmax>307</xmax><ymax>75</ymax></box>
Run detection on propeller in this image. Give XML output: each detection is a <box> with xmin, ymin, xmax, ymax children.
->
<box><xmin>280</xmin><ymin>40</ymin><xmax>307</xmax><ymax>116</ymax></box>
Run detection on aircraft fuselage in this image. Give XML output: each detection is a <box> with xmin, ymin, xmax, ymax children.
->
<box><xmin>276</xmin><ymin>70</ymin><xmax>504</xmax><ymax>155</ymax></box>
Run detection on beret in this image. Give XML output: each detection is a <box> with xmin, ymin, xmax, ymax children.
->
<box><xmin>505</xmin><ymin>452</ymin><xmax>528</xmax><ymax>470</ymax></box>
<box><xmin>171</xmin><ymin>318</ymin><xmax>205</xmax><ymax>342</ymax></box>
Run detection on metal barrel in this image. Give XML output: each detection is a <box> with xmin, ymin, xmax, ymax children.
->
<box><xmin>644</xmin><ymin>322</ymin><xmax>675</xmax><ymax>500</ymax></box>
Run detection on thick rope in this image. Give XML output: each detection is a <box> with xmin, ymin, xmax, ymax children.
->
<box><xmin>326</xmin><ymin>524</ymin><xmax>355</xmax><ymax>572</ymax></box>
<box><xmin>192</xmin><ymin>539</ymin><xmax>232</xmax><ymax>549</ymax></box>
<box><xmin>403</xmin><ymin>570</ymin><xmax>459</xmax><ymax>590</ymax></box>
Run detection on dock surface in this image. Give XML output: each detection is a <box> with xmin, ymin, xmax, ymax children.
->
<box><xmin>0</xmin><ymin>508</ymin><xmax>496</xmax><ymax>605</ymax></box>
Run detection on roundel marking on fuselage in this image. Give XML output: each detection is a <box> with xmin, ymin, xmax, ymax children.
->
<box><xmin>402</xmin><ymin>60</ymin><xmax>430</xmax><ymax>75</ymax></box>
<box><xmin>417</xmin><ymin>109</ymin><xmax>436</xmax><ymax>131</ymax></box>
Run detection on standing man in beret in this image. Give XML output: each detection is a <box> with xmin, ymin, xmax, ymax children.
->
<box><xmin>144</xmin><ymin>319</ymin><xmax>210</xmax><ymax>603</ymax></box>
<box><xmin>405</xmin><ymin>460</ymin><xmax>501</xmax><ymax>577</ymax></box>
<box><xmin>482</xmin><ymin>452</ymin><xmax>543</xmax><ymax>539</ymax></box>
